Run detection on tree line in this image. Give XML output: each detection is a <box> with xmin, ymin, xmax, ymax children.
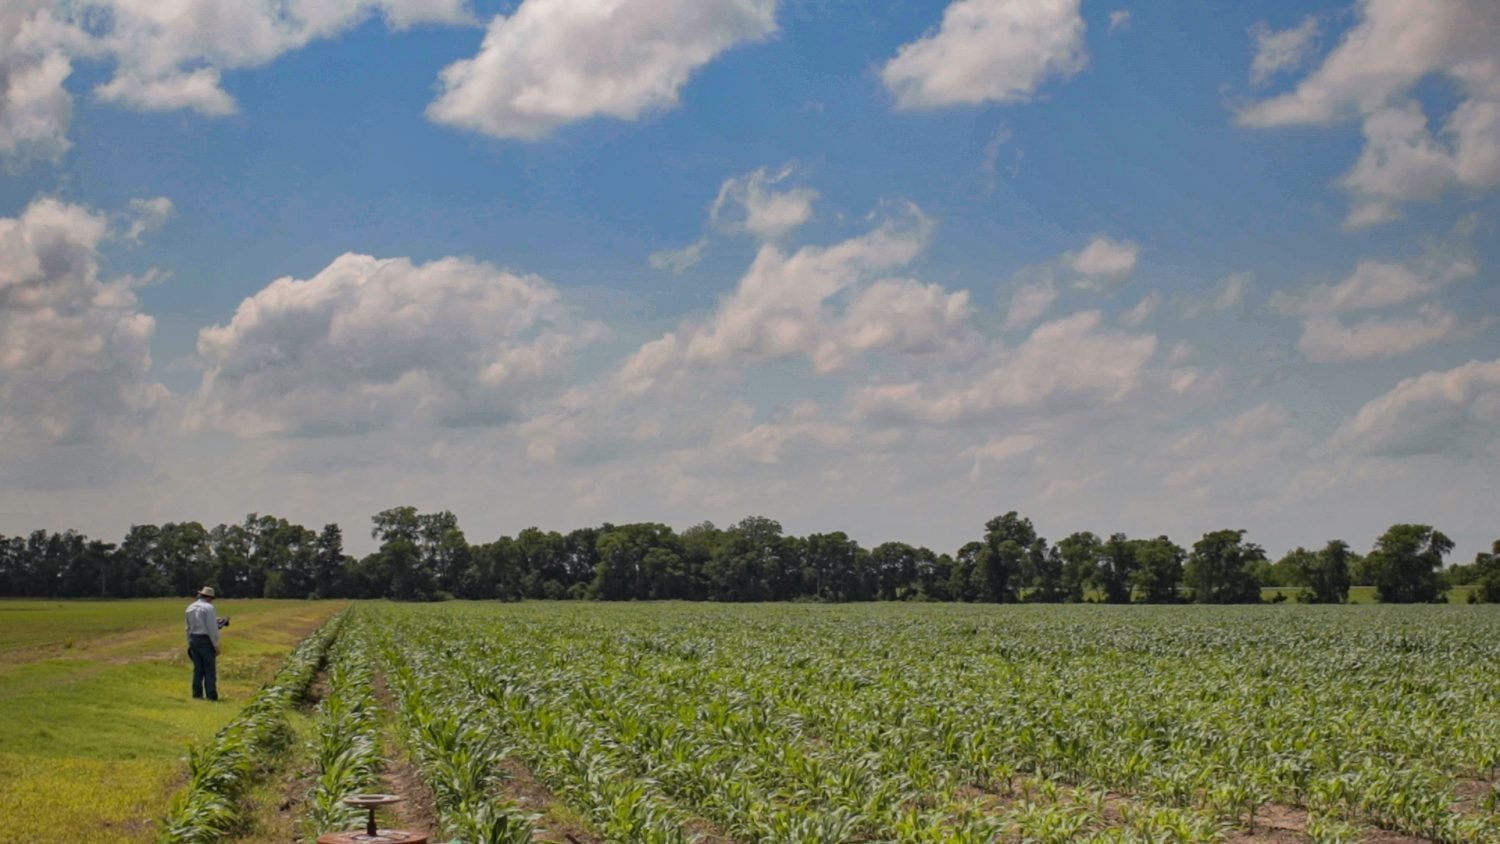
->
<box><xmin>1</xmin><ymin>508</ymin><xmax>1497</xmax><ymax>605</ymax></box>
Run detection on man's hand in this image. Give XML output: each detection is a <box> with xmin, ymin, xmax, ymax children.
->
<box><xmin>214</xmin><ymin>647</ymin><xmax>221</xmax><ymax>657</ymax></box>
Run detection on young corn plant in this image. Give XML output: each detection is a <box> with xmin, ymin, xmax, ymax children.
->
<box><xmin>302</xmin><ymin>633</ymin><xmax>382</xmax><ymax>836</ymax></box>
<box><xmin>158</xmin><ymin>614</ymin><xmax>344</xmax><ymax>844</ymax></box>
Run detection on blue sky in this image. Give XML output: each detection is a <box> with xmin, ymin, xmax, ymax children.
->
<box><xmin>1</xmin><ymin>0</ymin><xmax>1497</xmax><ymax>559</ymax></box>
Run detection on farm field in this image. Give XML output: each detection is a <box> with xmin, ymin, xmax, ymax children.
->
<box><xmin>354</xmin><ymin>602</ymin><xmax>1500</xmax><ymax>844</ymax></box>
<box><xmin>0</xmin><ymin>598</ymin><xmax>344</xmax><ymax>843</ymax></box>
<box><xmin>7</xmin><ymin>600</ymin><xmax>1500</xmax><ymax>843</ymax></box>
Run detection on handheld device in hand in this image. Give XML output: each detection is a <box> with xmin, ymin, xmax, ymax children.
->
<box><xmin>217</xmin><ymin>617</ymin><xmax>230</xmax><ymax>629</ymax></box>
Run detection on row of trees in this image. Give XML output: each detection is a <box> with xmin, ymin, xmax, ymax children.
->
<box><xmin>1</xmin><ymin>508</ymin><xmax>1497</xmax><ymax>605</ymax></box>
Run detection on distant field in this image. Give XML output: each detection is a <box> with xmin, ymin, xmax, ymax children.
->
<box><xmin>0</xmin><ymin>598</ymin><xmax>343</xmax><ymax>843</ymax></box>
<box><xmin>1258</xmin><ymin>585</ymin><xmax>1478</xmax><ymax>604</ymax></box>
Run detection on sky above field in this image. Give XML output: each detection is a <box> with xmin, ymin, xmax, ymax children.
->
<box><xmin>1</xmin><ymin>0</ymin><xmax>1498</xmax><ymax>559</ymax></box>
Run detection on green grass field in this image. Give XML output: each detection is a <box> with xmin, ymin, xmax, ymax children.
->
<box><xmin>0</xmin><ymin>598</ymin><xmax>343</xmax><ymax>843</ymax></box>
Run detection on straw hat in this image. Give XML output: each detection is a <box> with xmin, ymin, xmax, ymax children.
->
<box><xmin>197</xmin><ymin>586</ymin><xmax>217</xmax><ymax>598</ymax></box>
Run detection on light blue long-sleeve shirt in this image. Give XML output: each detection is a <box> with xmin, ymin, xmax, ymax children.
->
<box><xmin>185</xmin><ymin>598</ymin><xmax>219</xmax><ymax>648</ymax></box>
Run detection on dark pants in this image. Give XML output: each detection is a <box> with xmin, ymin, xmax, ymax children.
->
<box><xmin>188</xmin><ymin>635</ymin><xmax>218</xmax><ymax>700</ymax></box>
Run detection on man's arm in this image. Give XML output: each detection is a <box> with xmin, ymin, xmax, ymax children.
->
<box><xmin>207</xmin><ymin>604</ymin><xmax>220</xmax><ymax>652</ymax></box>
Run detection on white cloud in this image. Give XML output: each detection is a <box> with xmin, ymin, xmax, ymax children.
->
<box><xmin>1238</xmin><ymin>0</ymin><xmax>1498</xmax><ymax>127</ymax></box>
<box><xmin>0</xmin><ymin>197</ymin><xmax>166</xmax><ymax>447</ymax></box>
<box><xmin>1271</xmin><ymin>253</ymin><xmax>1474</xmax><ymax>316</ymax></box>
<box><xmin>1331</xmin><ymin>357</ymin><xmax>1500</xmax><ymax>457</ymax></box>
<box><xmin>1338</xmin><ymin>100</ymin><xmax>1500</xmax><ymax>228</ymax></box>
<box><xmin>1212</xmin><ymin>272</ymin><xmax>1250</xmax><ymax>311</ymax></box>
<box><xmin>709</xmin><ymin>165</ymin><xmax>818</xmax><ymax>240</ymax></box>
<box><xmin>1249</xmin><ymin>16</ymin><xmax>1319</xmax><ymax>87</ymax></box>
<box><xmin>850</xmin><ymin>310</ymin><xmax>1158</xmax><ymax>425</ymax></box>
<box><xmin>0</xmin><ymin>2</ymin><xmax>84</xmax><ymax>164</ymax></box>
<box><xmin>618</xmin><ymin>206</ymin><xmax>938</xmax><ymax>391</ymax></box>
<box><xmin>1238</xmin><ymin>0</ymin><xmax>1500</xmax><ymax>226</ymax></box>
<box><xmin>1161</xmin><ymin>403</ymin><xmax>1303</xmax><ymax>497</ymax></box>
<box><xmin>1108</xmin><ymin>11</ymin><xmax>1131</xmax><ymax>34</ymax></box>
<box><xmin>963</xmin><ymin>433</ymin><xmax>1041</xmax><ymax>479</ymax></box>
<box><xmin>427</xmin><ymin>0</ymin><xmax>777</xmax><ymax>139</ymax></box>
<box><xmin>1119</xmin><ymin>291</ymin><xmax>1158</xmax><ymax>327</ymax></box>
<box><xmin>1003</xmin><ymin>280</ymin><xmax>1057</xmax><ymax>329</ymax></box>
<box><xmin>1298</xmin><ymin>305</ymin><xmax>1462</xmax><ymax>363</ymax></box>
<box><xmin>0</xmin><ymin>0</ymin><xmax>471</xmax><ymax>167</ymax></box>
<box><xmin>813</xmin><ymin>279</ymin><xmax>974</xmax><ymax>373</ymax></box>
<box><xmin>191</xmin><ymin>253</ymin><xmax>598</xmax><ymax>437</ymax></box>
<box><xmin>93</xmin><ymin>0</ymin><xmax>471</xmax><ymax>114</ymax></box>
<box><xmin>1070</xmin><ymin>235</ymin><xmax>1140</xmax><ymax>285</ymax></box>
<box><xmin>1003</xmin><ymin>236</ymin><xmax>1144</xmax><ymax>330</ymax></box>
<box><xmin>121</xmin><ymin>197</ymin><xmax>173</xmax><ymax>242</ymax></box>
<box><xmin>881</xmin><ymin>0</ymin><xmax>1087</xmax><ymax>110</ymax></box>
<box><xmin>649</xmin><ymin>239</ymin><xmax>708</xmax><ymax>274</ymax></box>
<box><xmin>1181</xmin><ymin>272</ymin><xmax>1251</xmax><ymax>318</ymax></box>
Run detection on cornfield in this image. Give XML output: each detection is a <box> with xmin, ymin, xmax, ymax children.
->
<box><xmin>347</xmin><ymin>602</ymin><xmax>1500</xmax><ymax>844</ymax></box>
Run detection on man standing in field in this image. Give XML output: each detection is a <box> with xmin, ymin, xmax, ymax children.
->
<box><xmin>185</xmin><ymin>586</ymin><xmax>221</xmax><ymax>701</ymax></box>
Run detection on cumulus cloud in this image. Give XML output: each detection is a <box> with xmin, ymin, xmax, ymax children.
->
<box><xmin>1249</xmin><ymin>16</ymin><xmax>1319</xmax><ymax>87</ymax></box>
<box><xmin>1003</xmin><ymin>280</ymin><xmax>1057</xmax><ymax>329</ymax></box>
<box><xmin>963</xmin><ymin>433</ymin><xmax>1041</xmax><ymax>479</ymax></box>
<box><xmin>0</xmin><ymin>196</ymin><xmax>166</xmax><ymax>447</ymax></box>
<box><xmin>1004</xmin><ymin>236</ymin><xmax>1143</xmax><ymax>328</ymax></box>
<box><xmin>1119</xmin><ymin>291</ymin><xmax>1159</xmax><ymax>327</ymax></box>
<box><xmin>0</xmin><ymin>2</ymin><xmax>85</xmax><ymax>164</ymax></box>
<box><xmin>1331</xmin><ymin>357</ymin><xmax>1500</xmax><ymax>457</ymax></box>
<box><xmin>619</xmin><ymin>205</ymin><xmax>943</xmax><ymax>391</ymax></box>
<box><xmin>815</xmin><ymin>279</ymin><xmax>974</xmax><ymax>373</ymax></box>
<box><xmin>1181</xmin><ymin>272</ymin><xmax>1251</xmax><ymax>318</ymax></box>
<box><xmin>1108</xmin><ymin>11</ymin><xmax>1131</xmax><ymax>34</ymax></box>
<box><xmin>1070</xmin><ymin>235</ymin><xmax>1140</xmax><ymax>287</ymax></box>
<box><xmin>191</xmin><ymin>253</ymin><xmax>598</xmax><ymax>437</ymax></box>
<box><xmin>1237</xmin><ymin>0</ymin><xmax>1500</xmax><ymax>226</ymax></box>
<box><xmin>1162</xmin><ymin>402</ymin><xmax>1300</xmax><ymax>495</ymax></box>
<box><xmin>427</xmin><ymin>0</ymin><xmax>777</xmax><ymax>139</ymax></box>
<box><xmin>0</xmin><ymin>0</ymin><xmax>472</xmax><ymax>167</ymax></box>
<box><xmin>121</xmin><ymin>197</ymin><xmax>173</xmax><ymax>242</ymax></box>
<box><xmin>94</xmin><ymin>0</ymin><xmax>471</xmax><ymax>113</ymax></box>
<box><xmin>881</xmin><ymin>0</ymin><xmax>1088</xmax><ymax>110</ymax></box>
<box><xmin>1271</xmin><ymin>252</ymin><xmax>1475</xmax><ymax>316</ymax></box>
<box><xmin>1338</xmin><ymin>99</ymin><xmax>1500</xmax><ymax>227</ymax></box>
<box><xmin>709</xmin><ymin>165</ymin><xmax>818</xmax><ymax>240</ymax></box>
<box><xmin>849</xmin><ymin>310</ymin><xmax>1157</xmax><ymax>425</ymax></box>
<box><xmin>1298</xmin><ymin>305</ymin><xmax>1462</xmax><ymax>363</ymax></box>
<box><xmin>649</xmin><ymin>239</ymin><xmax>708</xmax><ymax>274</ymax></box>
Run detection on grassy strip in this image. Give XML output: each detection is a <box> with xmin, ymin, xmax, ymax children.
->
<box><xmin>300</xmin><ymin>618</ymin><xmax>382</xmax><ymax>837</ymax></box>
<box><xmin>156</xmin><ymin>613</ymin><xmax>344</xmax><ymax>843</ymax></box>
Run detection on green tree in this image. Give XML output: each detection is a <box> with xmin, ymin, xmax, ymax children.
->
<box><xmin>1471</xmin><ymin>540</ymin><xmax>1500</xmax><ymax>603</ymax></box>
<box><xmin>591</xmin><ymin>523</ymin><xmax>680</xmax><ymax>600</ymax></box>
<box><xmin>951</xmin><ymin>541</ymin><xmax>983</xmax><ymax>602</ymax></box>
<box><xmin>1056</xmin><ymin>532</ymin><xmax>1101</xmax><ymax>602</ymax></box>
<box><xmin>1095</xmin><ymin>533</ymin><xmax>1137</xmax><ymax>604</ymax></box>
<box><xmin>1285</xmin><ymin>540</ymin><xmax>1352</xmax><ymax>604</ymax></box>
<box><xmin>1132</xmin><ymin>536</ymin><xmax>1184</xmax><ymax>603</ymax></box>
<box><xmin>515</xmin><ymin>527</ymin><xmax>569</xmax><ymax>598</ymax></box>
<box><xmin>158</xmin><ymin>522</ymin><xmax>213</xmax><ymax>597</ymax></box>
<box><xmin>705</xmin><ymin>516</ymin><xmax>784</xmax><ymax>601</ymax></box>
<box><xmin>312</xmin><ymin>523</ymin><xmax>347</xmax><ymax>598</ymax></box>
<box><xmin>1366</xmin><ymin>524</ymin><xmax>1451</xmax><ymax>604</ymax></box>
<box><xmin>1184</xmin><ymin>529</ymin><xmax>1264</xmax><ymax>604</ymax></box>
<box><xmin>977</xmin><ymin>513</ymin><xmax>1036</xmax><ymax>603</ymax></box>
<box><xmin>1022</xmin><ymin>539</ymin><xmax>1065</xmax><ymax>603</ymax></box>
